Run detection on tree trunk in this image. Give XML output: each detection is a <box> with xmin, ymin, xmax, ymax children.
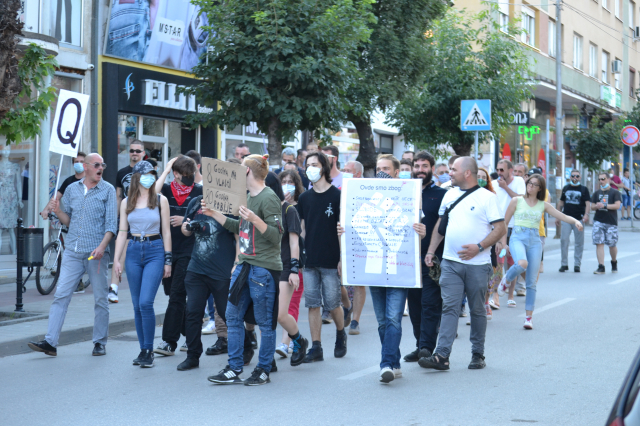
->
<box><xmin>267</xmin><ymin>116</ymin><xmax>282</xmax><ymax>167</ymax></box>
<box><xmin>0</xmin><ymin>0</ymin><xmax>23</xmax><ymax>122</ymax></box>
<box><xmin>351</xmin><ymin>114</ymin><xmax>377</xmax><ymax>177</ymax></box>
<box><xmin>451</xmin><ymin>134</ymin><xmax>472</xmax><ymax>156</ymax></box>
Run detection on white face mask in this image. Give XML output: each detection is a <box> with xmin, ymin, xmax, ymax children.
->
<box><xmin>342</xmin><ymin>173</ymin><xmax>354</xmax><ymax>179</ymax></box>
<box><xmin>306</xmin><ymin>166</ymin><xmax>321</xmax><ymax>183</ymax></box>
<box><xmin>282</xmin><ymin>184</ymin><xmax>295</xmax><ymax>195</ymax></box>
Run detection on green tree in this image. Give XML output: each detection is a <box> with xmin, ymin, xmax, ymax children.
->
<box><xmin>0</xmin><ymin>0</ymin><xmax>23</xmax><ymax>121</ymax></box>
<box><xmin>567</xmin><ymin>109</ymin><xmax>624</xmax><ymax>171</ymax></box>
<box><xmin>346</xmin><ymin>0</ymin><xmax>446</xmax><ymax>176</ymax></box>
<box><xmin>388</xmin><ymin>5</ymin><xmax>532</xmax><ymax>156</ymax></box>
<box><xmin>0</xmin><ymin>44</ymin><xmax>58</xmax><ymax>145</ymax></box>
<box><xmin>183</xmin><ymin>0</ymin><xmax>374</xmax><ymax>164</ymax></box>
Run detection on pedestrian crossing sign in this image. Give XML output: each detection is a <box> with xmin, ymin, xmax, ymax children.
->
<box><xmin>461</xmin><ymin>99</ymin><xmax>491</xmax><ymax>131</ymax></box>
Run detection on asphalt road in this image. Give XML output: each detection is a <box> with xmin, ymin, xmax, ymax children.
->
<box><xmin>1</xmin><ymin>231</ymin><xmax>638</xmax><ymax>426</ymax></box>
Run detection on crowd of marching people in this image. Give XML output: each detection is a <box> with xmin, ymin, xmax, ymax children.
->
<box><xmin>29</xmin><ymin>141</ymin><xmax>624</xmax><ymax>385</ymax></box>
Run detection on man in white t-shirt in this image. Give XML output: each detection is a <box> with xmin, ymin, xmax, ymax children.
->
<box><xmin>420</xmin><ymin>157</ymin><xmax>506</xmax><ymax>371</ymax></box>
<box><xmin>495</xmin><ymin>159</ymin><xmax>526</xmax><ymax>298</ymax></box>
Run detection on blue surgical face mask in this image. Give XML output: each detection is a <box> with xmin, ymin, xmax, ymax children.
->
<box><xmin>601</xmin><ymin>183</ymin><xmax>610</xmax><ymax>190</ymax></box>
<box><xmin>282</xmin><ymin>184</ymin><xmax>295</xmax><ymax>195</ymax></box>
<box><xmin>73</xmin><ymin>163</ymin><xmax>84</xmax><ymax>174</ymax></box>
<box><xmin>399</xmin><ymin>171</ymin><xmax>412</xmax><ymax>179</ymax></box>
<box><xmin>342</xmin><ymin>173</ymin><xmax>354</xmax><ymax>179</ymax></box>
<box><xmin>438</xmin><ymin>174</ymin><xmax>451</xmax><ymax>183</ymax></box>
<box><xmin>140</xmin><ymin>174</ymin><xmax>156</xmax><ymax>189</ymax></box>
<box><xmin>306</xmin><ymin>166</ymin><xmax>321</xmax><ymax>183</ymax></box>
<box><xmin>570</xmin><ymin>180</ymin><xmax>580</xmax><ymax>186</ymax></box>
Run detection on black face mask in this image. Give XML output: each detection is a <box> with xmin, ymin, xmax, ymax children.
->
<box><xmin>181</xmin><ymin>174</ymin><xmax>195</xmax><ymax>186</ymax></box>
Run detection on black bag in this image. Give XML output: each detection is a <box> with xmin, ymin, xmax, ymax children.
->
<box><xmin>437</xmin><ymin>186</ymin><xmax>480</xmax><ymax>236</ymax></box>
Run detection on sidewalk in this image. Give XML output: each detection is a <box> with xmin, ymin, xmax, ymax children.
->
<box><xmin>0</xmin><ymin>271</ymin><xmax>169</xmax><ymax>357</ymax></box>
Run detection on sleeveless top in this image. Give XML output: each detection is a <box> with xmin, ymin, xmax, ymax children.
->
<box><xmin>127</xmin><ymin>200</ymin><xmax>161</xmax><ymax>237</ymax></box>
<box><xmin>513</xmin><ymin>197</ymin><xmax>545</xmax><ymax>229</ymax></box>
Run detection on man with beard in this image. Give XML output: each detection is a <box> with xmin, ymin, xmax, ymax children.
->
<box><xmin>404</xmin><ymin>151</ymin><xmax>448</xmax><ymax>363</ymax></box>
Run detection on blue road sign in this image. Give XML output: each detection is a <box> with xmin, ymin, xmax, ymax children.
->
<box><xmin>461</xmin><ymin>99</ymin><xmax>491</xmax><ymax>131</ymax></box>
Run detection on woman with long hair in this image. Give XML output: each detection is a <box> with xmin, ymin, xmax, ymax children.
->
<box><xmin>114</xmin><ymin>161</ymin><xmax>172</xmax><ymax>367</ymax></box>
<box><xmin>279</xmin><ymin>169</ymin><xmax>305</xmax><ymax>204</ymax></box>
<box><xmin>498</xmin><ymin>174</ymin><xmax>583</xmax><ymax>329</ymax></box>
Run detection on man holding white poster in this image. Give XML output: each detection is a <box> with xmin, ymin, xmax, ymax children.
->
<box><xmin>339</xmin><ymin>154</ymin><xmax>425</xmax><ymax>384</ymax></box>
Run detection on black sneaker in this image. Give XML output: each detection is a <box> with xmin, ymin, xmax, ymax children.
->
<box><xmin>249</xmin><ymin>330</ymin><xmax>258</xmax><ymax>350</ymax></box>
<box><xmin>153</xmin><ymin>341</ymin><xmax>176</xmax><ymax>356</ymax></box>
<box><xmin>343</xmin><ymin>305</ymin><xmax>353</xmax><ymax>327</ymax></box>
<box><xmin>92</xmin><ymin>343</ymin><xmax>106</xmax><ymax>356</ymax></box>
<box><xmin>403</xmin><ymin>348</ymin><xmax>420</xmax><ymax>362</ymax></box>
<box><xmin>612</xmin><ymin>261</ymin><xmax>618</xmax><ymax>273</ymax></box>
<box><xmin>28</xmin><ymin>340</ymin><xmax>57</xmax><ymax>356</ymax></box>
<box><xmin>418</xmin><ymin>348</ymin><xmax>432</xmax><ymax>359</ymax></box>
<box><xmin>594</xmin><ymin>264</ymin><xmax>606</xmax><ymax>274</ymax></box>
<box><xmin>290</xmin><ymin>335</ymin><xmax>309</xmax><ymax>367</ymax></box>
<box><xmin>205</xmin><ymin>337</ymin><xmax>228</xmax><ymax>355</ymax></box>
<box><xmin>208</xmin><ymin>365</ymin><xmax>243</xmax><ymax>384</ymax></box>
<box><xmin>73</xmin><ymin>280</ymin><xmax>85</xmax><ymax>294</ymax></box>
<box><xmin>468</xmin><ymin>353</ymin><xmax>486</xmax><ymax>369</ymax></box>
<box><xmin>574</xmin><ymin>266</ymin><xmax>581</xmax><ymax>273</ymax></box>
<box><xmin>132</xmin><ymin>350</ymin><xmax>145</xmax><ymax>365</ymax></box>
<box><xmin>334</xmin><ymin>331</ymin><xmax>347</xmax><ymax>358</ymax></box>
<box><xmin>418</xmin><ymin>353</ymin><xmax>450</xmax><ymax>371</ymax></box>
<box><xmin>243</xmin><ymin>348</ymin><xmax>255</xmax><ymax>366</ymax></box>
<box><xmin>271</xmin><ymin>357</ymin><xmax>277</xmax><ymax>373</ymax></box>
<box><xmin>177</xmin><ymin>358</ymin><xmax>200</xmax><ymax>371</ymax></box>
<box><xmin>139</xmin><ymin>350</ymin><xmax>154</xmax><ymax>368</ymax></box>
<box><xmin>559</xmin><ymin>265</ymin><xmax>568</xmax><ymax>272</ymax></box>
<box><xmin>244</xmin><ymin>367</ymin><xmax>270</xmax><ymax>386</ymax></box>
<box><xmin>303</xmin><ymin>346</ymin><xmax>324</xmax><ymax>363</ymax></box>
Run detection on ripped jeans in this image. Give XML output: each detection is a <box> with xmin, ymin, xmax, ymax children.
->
<box><xmin>505</xmin><ymin>226</ymin><xmax>542</xmax><ymax>311</ymax></box>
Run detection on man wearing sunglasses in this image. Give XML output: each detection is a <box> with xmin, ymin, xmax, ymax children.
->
<box><xmin>592</xmin><ymin>172</ymin><xmax>622</xmax><ymax>274</ymax></box>
<box><xmin>557</xmin><ymin>170</ymin><xmax>591</xmax><ymax>273</ymax></box>
<box><xmin>110</xmin><ymin>140</ymin><xmax>145</xmax><ymax>302</ymax></box>
<box><xmin>28</xmin><ymin>153</ymin><xmax>117</xmax><ymax>357</ymax></box>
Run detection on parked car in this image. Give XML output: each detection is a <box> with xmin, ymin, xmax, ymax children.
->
<box><xmin>606</xmin><ymin>347</ymin><xmax>640</xmax><ymax>426</ymax></box>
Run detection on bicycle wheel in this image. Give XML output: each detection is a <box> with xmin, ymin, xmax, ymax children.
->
<box><xmin>635</xmin><ymin>206</ymin><xmax>640</xmax><ymax>220</ymax></box>
<box><xmin>36</xmin><ymin>241</ymin><xmax>61</xmax><ymax>295</ymax></box>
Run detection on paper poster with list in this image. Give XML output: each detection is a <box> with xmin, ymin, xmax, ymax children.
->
<box><xmin>202</xmin><ymin>157</ymin><xmax>247</xmax><ymax>215</ymax></box>
<box><xmin>340</xmin><ymin>178</ymin><xmax>422</xmax><ymax>289</ymax></box>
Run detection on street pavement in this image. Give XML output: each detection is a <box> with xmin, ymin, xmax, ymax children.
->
<box><xmin>0</xmin><ymin>228</ymin><xmax>638</xmax><ymax>426</ymax></box>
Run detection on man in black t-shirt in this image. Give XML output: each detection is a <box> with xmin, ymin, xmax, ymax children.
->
<box><xmin>557</xmin><ymin>170</ymin><xmax>591</xmax><ymax>273</ymax></box>
<box><xmin>297</xmin><ymin>152</ymin><xmax>346</xmax><ymax>363</ymax></box>
<box><xmin>151</xmin><ymin>156</ymin><xmax>203</xmax><ymax>357</ymax></box>
<box><xmin>40</xmin><ymin>152</ymin><xmax>86</xmax><ymax>219</ymax></box>
<box><xmin>592</xmin><ymin>172</ymin><xmax>622</xmax><ymax>275</ymax></box>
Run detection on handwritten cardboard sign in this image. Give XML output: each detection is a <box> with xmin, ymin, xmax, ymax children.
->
<box><xmin>202</xmin><ymin>157</ymin><xmax>247</xmax><ymax>215</ymax></box>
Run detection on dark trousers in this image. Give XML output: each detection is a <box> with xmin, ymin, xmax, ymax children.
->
<box><xmin>407</xmin><ymin>273</ymin><xmax>442</xmax><ymax>352</ymax></box>
<box><xmin>184</xmin><ymin>271</ymin><xmax>230</xmax><ymax>360</ymax></box>
<box><xmin>161</xmin><ymin>256</ymin><xmax>189</xmax><ymax>347</ymax></box>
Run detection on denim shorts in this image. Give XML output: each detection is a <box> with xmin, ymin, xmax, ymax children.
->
<box><xmin>105</xmin><ymin>0</ymin><xmax>151</xmax><ymax>61</ymax></box>
<box><xmin>303</xmin><ymin>267</ymin><xmax>341</xmax><ymax>310</ymax></box>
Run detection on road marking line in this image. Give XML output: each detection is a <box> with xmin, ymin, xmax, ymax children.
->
<box><xmin>519</xmin><ymin>298</ymin><xmax>575</xmax><ymax>317</ymax></box>
<box><xmin>609</xmin><ymin>273</ymin><xmax>640</xmax><ymax>285</ymax></box>
<box><xmin>338</xmin><ymin>365</ymin><xmax>379</xmax><ymax>380</ymax></box>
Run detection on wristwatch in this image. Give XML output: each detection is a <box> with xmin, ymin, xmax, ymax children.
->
<box><xmin>477</xmin><ymin>243</ymin><xmax>485</xmax><ymax>252</ymax></box>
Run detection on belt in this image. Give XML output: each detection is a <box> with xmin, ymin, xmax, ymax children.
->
<box><xmin>130</xmin><ymin>235</ymin><xmax>161</xmax><ymax>242</ymax></box>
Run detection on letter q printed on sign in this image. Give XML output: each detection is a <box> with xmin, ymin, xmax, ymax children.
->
<box><xmin>49</xmin><ymin>90</ymin><xmax>90</xmax><ymax>157</ymax></box>
<box><xmin>202</xmin><ymin>157</ymin><xmax>247</xmax><ymax>215</ymax></box>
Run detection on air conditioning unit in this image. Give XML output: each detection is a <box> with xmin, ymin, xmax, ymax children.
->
<box><xmin>612</xmin><ymin>59</ymin><xmax>623</xmax><ymax>74</ymax></box>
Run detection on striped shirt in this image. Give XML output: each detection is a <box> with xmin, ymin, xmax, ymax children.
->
<box><xmin>61</xmin><ymin>178</ymin><xmax>118</xmax><ymax>254</ymax></box>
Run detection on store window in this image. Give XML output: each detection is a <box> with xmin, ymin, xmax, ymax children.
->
<box><xmin>223</xmin><ymin>123</ymin><xmax>267</xmax><ymax>160</ymax></box>
<box><xmin>51</xmin><ymin>0</ymin><xmax>83</xmax><ymax>46</ymax></box>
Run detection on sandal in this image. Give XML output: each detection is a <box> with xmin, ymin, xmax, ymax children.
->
<box><xmin>489</xmin><ymin>299</ymin><xmax>500</xmax><ymax>310</ymax></box>
<box><xmin>507</xmin><ymin>299</ymin><xmax>516</xmax><ymax>308</ymax></box>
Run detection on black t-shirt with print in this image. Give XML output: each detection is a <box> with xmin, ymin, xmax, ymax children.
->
<box><xmin>297</xmin><ymin>186</ymin><xmax>341</xmax><ymax>269</ymax></box>
<box><xmin>183</xmin><ymin>195</ymin><xmax>237</xmax><ymax>280</ymax></box>
<box><xmin>281</xmin><ymin>202</ymin><xmax>302</xmax><ymax>271</ymax></box>
<box><xmin>59</xmin><ymin>175</ymin><xmax>81</xmax><ymax>195</ymax></box>
<box><xmin>591</xmin><ymin>188</ymin><xmax>622</xmax><ymax>226</ymax></box>
<box><xmin>560</xmin><ymin>184</ymin><xmax>591</xmax><ymax>220</ymax></box>
<box><xmin>161</xmin><ymin>183</ymin><xmax>203</xmax><ymax>259</ymax></box>
<box><xmin>116</xmin><ymin>165</ymin><xmax>134</xmax><ymax>198</ymax></box>
<box><xmin>421</xmin><ymin>183</ymin><xmax>447</xmax><ymax>274</ymax></box>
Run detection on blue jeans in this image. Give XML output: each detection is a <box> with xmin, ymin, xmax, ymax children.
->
<box><xmin>126</xmin><ymin>239</ymin><xmax>165</xmax><ymax>350</ymax></box>
<box><xmin>369</xmin><ymin>286</ymin><xmax>408</xmax><ymax>369</ymax></box>
<box><xmin>206</xmin><ymin>294</ymin><xmax>215</xmax><ymax>318</ymax></box>
<box><xmin>505</xmin><ymin>227</ymin><xmax>542</xmax><ymax>311</ymax></box>
<box><xmin>226</xmin><ymin>265</ymin><xmax>277</xmax><ymax>373</ymax></box>
<box><xmin>105</xmin><ymin>0</ymin><xmax>151</xmax><ymax>61</ymax></box>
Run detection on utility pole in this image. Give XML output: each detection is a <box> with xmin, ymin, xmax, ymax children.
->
<box><xmin>556</xmin><ymin>0</ymin><xmax>563</xmax><ymax>185</ymax></box>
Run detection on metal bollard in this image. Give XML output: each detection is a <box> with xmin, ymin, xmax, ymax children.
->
<box><xmin>15</xmin><ymin>218</ymin><xmax>24</xmax><ymax>312</ymax></box>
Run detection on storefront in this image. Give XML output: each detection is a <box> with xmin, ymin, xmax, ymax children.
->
<box><xmin>101</xmin><ymin>63</ymin><xmax>218</xmax><ymax>186</ymax></box>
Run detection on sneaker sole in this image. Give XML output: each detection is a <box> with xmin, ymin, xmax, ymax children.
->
<box><xmin>177</xmin><ymin>364</ymin><xmax>199</xmax><ymax>371</ymax></box>
<box><xmin>208</xmin><ymin>378</ymin><xmax>244</xmax><ymax>384</ymax></box>
<box><xmin>245</xmin><ymin>379</ymin><xmax>270</xmax><ymax>386</ymax></box>
<box><xmin>140</xmin><ymin>363</ymin><xmax>154</xmax><ymax>368</ymax></box>
<box><xmin>468</xmin><ymin>363</ymin><xmax>486</xmax><ymax>369</ymax></box>
<box><xmin>206</xmin><ymin>349</ymin><xmax>228</xmax><ymax>356</ymax></box>
<box><xmin>303</xmin><ymin>356</ymin><xmax>324</xmax><ymax>363</ymax></box>
<box><xmin>380</xmin><ymin>370</ymin><xmax>395</xmax><ymax>383</ymax></box>
<box><xmin>201</xmin><ymin>330</ymin><xmax>217</xmax><ymax>335</ymax></box>
<box><xmin>322</xmin><ymin>319</ymin><xmax>333</xmax><ymax>324</ymax></box>
<box><xmin>153</xmin><ymin>349</ymin><xmax>175</xmax><ymax>356</ymax></box>
<box><xmin>418</xmin><ymin>358</ymin><xmax>449</xmax><ymax>371</ymax></box>
<box><xmin>524</xmin><ymin>325</ymin><xmax>533</xmax><ymax>330</ymax></box>
<box><xmin>275</xmin><ymin>348</ymin><xmax>288</xmax><ymax>358</ymax></box>
<box><xmin>348</xmin><ymin>328</ymin><xmax>360</xmax><ymax>335</ymax></box>
<box><xmin>594</xmin><ymin>271</ymin><xmax>605</xmax><ymax>275</ymax></box>
<box><xmin>28</xmin><ymin>343</ymin><xmax>57</xmax><ymax>356</ymax></box>
<box><xmin>180</xmin><ymin>347</ymin><xmax>188</xmax><ymax>352</ymax></box>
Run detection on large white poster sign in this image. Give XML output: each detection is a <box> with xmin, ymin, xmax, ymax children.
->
<box><xmin>340</xmin><ymin>178</ymin><xmax>422</xmax><ymax>288</ymax></box>
<box><xmin>49</xmin><ymin>89</ymin><xmax>90</xmax><ymax>157</ymax></box>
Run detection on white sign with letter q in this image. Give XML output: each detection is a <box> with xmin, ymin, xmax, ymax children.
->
<box><xmin>49</xmin><ymin>89</ymin><xmax>90</xmax><ymax>157</ymax></box>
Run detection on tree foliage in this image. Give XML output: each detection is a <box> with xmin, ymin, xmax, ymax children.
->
<box><xmin>567</xmin><ymin>109</ymin><xmax>624</xmax><ymax>171</ymax></box>
<box><xmin>183</xmin><ymin>0</ymin><xmax>374</xmax><ymax>164</ymax></box>
<box><xmin>0</xmin><ymin>0</ymin><xmax>24</xmax><ymax>122</ymax></box>
<box><xmin>387</xmin><ymin>4</ymin><xmax>533</xmax><ymax>156</ymax></box>
<box><xmin>346</xmin><ymin>0</ymin><xmax>446</xmax><ymax>176</ymax></box>
<box><xmin>0</xmin><ymin>44</ymin><xmax>58</xmax><ymax>145</ymax></box>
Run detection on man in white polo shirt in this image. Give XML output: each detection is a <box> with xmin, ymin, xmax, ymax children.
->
<box><xmin>420</xmin><ymin>157</ymin><xmax>506</xmax><ymax>371</ymax></box>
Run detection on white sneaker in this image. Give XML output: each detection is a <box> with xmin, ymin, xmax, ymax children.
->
<box><xmin>466</xmin><ymin>317</ymin><xmax>471</xmax><ymax>326</ymax></box>
<box><xmin>180</xmin><ymin>342</ymin><xmax>188</xmax><ymax>352</ymax></box>
<box><xmin>379</xmin><ymin>367</ymin><xmax>394</xmax><ymax>383</ymax></box>
<box><xmin>393</xmin><ymin>368</ymin><xmax>402</xmax><ymax>379</ymax></box>
<box><xmin>497</xmin><ymin>276</ymin><xmax>508</xmax><ymax>297</ymax></box>
<box><xmin>201</xmin><ymin>319</ymin><xmax>216</xmax><ymax>335</ymax></box>
<box><xmin>275</xmin><ymin>343</ymin><xmax>289</xmax><ymax>358</ymax></box>
<box><xmin>288</xmin><ymin>341</ymin><xmax>294</xmax><ymax>354</ymax></box>
<box><xmin>523</xmin><ymin>317</ymin><xmax>533</xmax><ymax>330</ymax></box>
<box><xmin>108</xmin><ymin>284</ymin><xmax>119</xmax><ymax>303</ymax></box>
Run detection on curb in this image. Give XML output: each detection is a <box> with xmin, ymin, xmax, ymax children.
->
<box><xmin>0</xmin><ymin>313</ymin><xmax>165</xmax><ymax>358</ymax></box>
